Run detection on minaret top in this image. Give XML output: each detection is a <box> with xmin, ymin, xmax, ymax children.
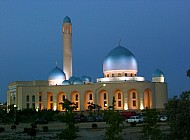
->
<box><xmin>63</xmin><ymin>16</ymin><xmax>71</xmax><ymax>23</ymax></box>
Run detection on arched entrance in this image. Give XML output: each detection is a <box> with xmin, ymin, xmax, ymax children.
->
<box><xmin>114</xmin><ymin>90</ymin><xmax>123</xmax><ymax>110</ymax></box>
<box><xmin>144</xmin><ymin>89</ymin><xmax>152</xmax><ymax>109</ymax></box>
<box><xmin>71</xmin><ymin>91</ymin><xmax>80</xmax><ymax>111</ymax></box>
<box><xmin>84</xmin><ymin>90</ymin><xmax>93</xmax><ymax>110</ymax></box>
<box><xmin>128</xmin><ymin>89</ymin><xmax>138</xmax><ymax>110</ymax></box>
<box><xmin>57</xmin><ymin>92</ymin><xmax>66</xmax><ymax>111</ymax></box>
<box><xmin>99</xmin><ymin>90</ymin><xmax>108</xmax><ymax>110</ymax></box>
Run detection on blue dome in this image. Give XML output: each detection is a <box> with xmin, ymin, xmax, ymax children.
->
<box><xmin>152</xmin><ymin>68</ymin><xmax>164</xmax><ymax>77</ymax></box>
<box><xmin>73</xmin><ymin>78</ymin><xmax>83</xmax><ymax>85</ymax></box>
<box><xmin>48</xmin><ymin>66</ymin><xmax>66</xmax><ymax>81</ymax></box>
<box><xmin>81</xmin><ymin>76</ymin><xmax>91</xmax><ymax>83</ymax></box>
<box><xmin>62</xmin><ymin>80</ymin><xmax>71</xmax><ymax>85</ymax></box>
<box><xmin>69</xmin><ymin>76</ymin><xmax>76</xmax><ymax>84</ymax></box>
<box><xmin>63</xmin><ymin>16</ymin><xmax>71</xmax><ymax>23</ymax></box>
<box><xmin>103</xmin><ymin>46</ymin><xmax>138</xmax><ymax>71</ymax></box>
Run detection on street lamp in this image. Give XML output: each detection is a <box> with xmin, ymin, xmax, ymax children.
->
<box><xmin>13</xmin><ymin>104</ymin><xmax>17</xmax><ymax>123</ymax></box>
<box><xmin>95</xmin><ymin>84</ymin><xmax>106</xmax><ymax>106</ymax></box>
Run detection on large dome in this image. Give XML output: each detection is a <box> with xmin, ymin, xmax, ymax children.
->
<box><xmin>103</xmin><ymin>46</ymin><xmax>138</xmax><ymax>72</ymax></box>
<box><xmin>48</xmin><ymin>66</ymin><xmax>66</xmax><ymax>85</ymax></box>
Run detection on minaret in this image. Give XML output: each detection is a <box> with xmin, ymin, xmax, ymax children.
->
<box><xmin>62</xmin><ymin>16</ymin><xmax>72</xmax><ymax>79</ymax></box>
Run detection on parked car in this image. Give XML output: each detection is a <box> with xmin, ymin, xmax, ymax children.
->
<box><xmin>35</xmin><ymin>118</ymin><xmax>48</xmax><ymax>124</ymax></box>
<box><xmin>126</xmin><ymin>116</ymin><xmax>144</xmax><ymax>123</ymax></box>
<box><xmin>86</xmin><ymin>116</ymin><xmax>96</xmax><ymax>122</ymax></box>
<box><xmin>120</xmin><ymin>111</ymin><xmax>136</xmax><ymax>120</ymax></box>
<box><xmin>74</xmin><ymin>115</ymin><xmax>86</xmax><ymax>122</ymax></box>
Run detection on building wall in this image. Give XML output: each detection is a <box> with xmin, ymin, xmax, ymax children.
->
<box><xmin>7</xmin><ymin>81</ymin><xmax>168</xmax><ymax>111</ymax></box>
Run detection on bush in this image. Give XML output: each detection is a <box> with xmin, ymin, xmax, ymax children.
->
<box><xmin>0</xmin><ymin>127</ymin><xmax>5</xmax><ymax>133</ymax></box>
<box><xmin>92</xmin><ymin>123</ymin><xmax>98</xmax><ymax>129</ymax></box>
<box><xmin>43</xmin><ymin>126</ymin><xmax>48</xmax><ymax>132</ymax></box>
<box><xmin>23</xmin><ymin>127</ymin><xmax>29</xmax><ymax>133</ymax></box>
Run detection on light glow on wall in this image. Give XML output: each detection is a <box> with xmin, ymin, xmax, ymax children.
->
<box><xmin>140</xmin><ymin>101</ymin><xmax>144</xmax><ymax>110</ymax></box>
<box><xmin>124</xmin><ymin>102</ymin><xmax>128</xmax><ymax>110</ymax></box>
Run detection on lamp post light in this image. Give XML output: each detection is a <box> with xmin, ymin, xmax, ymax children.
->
<box><xmin>13</xmin><ymin>104</ymin><xmax>17</xmax><ymax>123</ymax></box>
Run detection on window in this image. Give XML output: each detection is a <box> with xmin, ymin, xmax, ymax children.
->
<box><xmin>76</xmin><ymin>94</ymin><xmax>78</xmax><ymax>101</ymax></box>
<box><xmin>132</xmin><ymin>92</ymin><xmax>136</xmax><ymax>99</ymax></box>
<box><xmin>131</xmin><ymin>73</ymin><xmax>133</xmax><ymax>77</ymax></box>
<box><xmin>118</xmin><ymin>101</ymin><xmax>121</xmax><ymax>107</ymax></box>
<box><xmin>76</xmin><ymin>102</ymin><xmax>79</xmax><ymax>108</ymax></box>
<box><xmin>125</xmin><ymin>73</ymin><xmax>127</xmax><ymax>77</ymax></box>
<box><xmin>26</xmin><ymin>95</ymin><xmax>29</xmax><ymax>102</ymax></box>
<box><xmin>133</xmin><ymin>101</ymin><xmax>136</xmax><ymax>107</ymax></box>
<box><xmin>104</xmin><ymin>101</ymin><xmax>107</xmax><ymax>107</ymax></box>
<box><xmin>89</xmin><ymin>94</ymin><xmax>92</xmax><ymax>100</ymax></box>
<box><xmin>32</xmin><ymin>95</ymin><xmax>35</xmax><ymax>102</ymax></box>
<box><xmin>118</xmin><ymin>73</ymin><xmax>121</xmax><ymax>77</ymax></box>
<box><xmin>104</xmin><ymin>93</ymin><xmax>107</xmax><ymax>100</ymax></box>
<box><xmin>62</xmin><ymin>95</ymin><xmax>66</xmax><ymax>101</ymax></box>
<box><xmin>118</xmin><ymin>93</ymin><xmax>121</xmax><ymax>99</ymax></box>
<box><xmin>26</xmin><ymin>103</ymin><xmax>29</xmax><ymax>109</ymax></box>
<box><xmin>50</xmin><ymin>103</ymin><xmax>53</xmax><ymax>109</ymax></box>
<box><xmin>39</xmin><ymin>96</ymin><xmax>42</xmax><ymax>102</ymax></box>
<box><xmin>39</xmin><ymin>103</ymin><xmax>42</xmax><ymax>109</ymax></box>
<box><xmin>32</xmin><ymin>103</ymin><xmax>35</xmax><ymax>109</ymax></box>
<box><xmin>107</xmin><ymin>74</ymin><xmax>109</xmax><ymax>77</ymax></box>
<box><xmin>50</xmin><ymin>96</ymin><xmax>53</xmax><ymax>102</ymax></box>
<box><xmin>112</xmin><ymin>74</ymin><xmax>114</xmax><ymax>77</ymax></box>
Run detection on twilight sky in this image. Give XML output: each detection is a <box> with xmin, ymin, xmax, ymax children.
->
<box><xmin>0</xmin><ymin>0</ymin><xmax>190</xmax><ymax>103</ymax></box>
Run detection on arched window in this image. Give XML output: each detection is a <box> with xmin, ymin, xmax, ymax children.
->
<box><xmin>104</xmin><ymin>93</ymin><xmax>107</xmax><ymax>99</ymax></box>
<box><xmin>50</xmin><ymin>96</ymin><xmax>53</xmax><ymax>102</ymax></box>
<box><xmin>118</xmin><ymin>93</ymin><xmax>121</xmax><ymax>99</ymax></box>
<box><xmin>89</xmin><ymin>94</ymin><xmax>92</xmax><ymax>100</ymax></box>
<box><xmin>125</xmin><ymin>73</ymin><xmax>127</xmax><ymax>77</ymax></box>
<box><xmin>76</xmin><ymin>94</ymin><xmax>78</xmax><ymax>101</ymax></box>
<box><xmin>112</xmin><ymin>74</ymin><xmax>114</xmax><ymax>77</ymax></box>
<box><xmin>132</xmin><ymin>92</ymin><xmax>136</xmax><ymax>99</ymax></box>
<box><xmin>62</xmin><ymin>95</ymin><xmax>66</xmax><ymax>101</ymax></box>
<box><xmin>107</xmin><ymin>74</ymin><xmax>109</xmax><ymax>77</ymax></box>
<box><xmin>26</xmin><ymin>95</ymin><xmax>29</xmax><ymax>102</ymax></box>
<box><xmin>118</xmin><ymin>73</ymin><xmax>121</xmax><ymax>77</ymax></box>
<box><xmin>32</xmin><ymin>95</ymin><xmax>35</xmax><ymax>102</ymax></box>
<box><xmin>39</xmin><ymin>96</ymin><xmax>42</xmax><ymax>102</ymax></box>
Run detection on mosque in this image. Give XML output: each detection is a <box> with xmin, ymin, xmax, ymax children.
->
<box><xmin>7</xmin><ymin>16</ymin><xmax>168</xmax><ymax>111</ymax></box>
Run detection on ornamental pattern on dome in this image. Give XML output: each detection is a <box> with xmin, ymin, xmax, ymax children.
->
<box><xmin>103</xmin><ymin>46</ymin><xmax>138</xmax><ymax>72</ymax></box>
<box><xmin>63</xmin><ymin>16</ymin><xmax>71</xmax><ymax>23</ymax></box>
<box><xmin>152</xmin><ymin>68</ymin><xmax>164</xmax><ymax>77</ymax></box>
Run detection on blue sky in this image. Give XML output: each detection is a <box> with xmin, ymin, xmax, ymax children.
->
<box><xmin>0</xmin><ymin>0</ymin><xmax>190</xmax><ymax>102</ymax></box>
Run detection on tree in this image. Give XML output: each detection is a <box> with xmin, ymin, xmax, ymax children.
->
<box><xmin>104</xmin><ymin>96</ymin><xmax>124</xmax><ymax>140</ymax></box>
<box><xmin>165</xmin><ymin>91</ymin><xmax>190</xmax><ymax>139</ymax></box>
<box><xmin>58</xmin><ymin>99</ymin><xmax>79</xmax><ymax>140</ymax></box>
<box><xmin>141</xmin><ymin>108</ymin><xmax>162</xmax><ymax>140</ymax></box>
<box><xmin>187</xmin><ymin>69</ymin><xmax>190</xmax><ymax>78</ymax></box>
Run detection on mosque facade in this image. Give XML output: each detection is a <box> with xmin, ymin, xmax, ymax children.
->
<box><xmin>7</xmin><ymin>16</ymin><xmax>168</xmax><ymax>111</ymax></box>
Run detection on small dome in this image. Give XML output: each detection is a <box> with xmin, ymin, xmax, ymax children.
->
<box><xmin>48</xmin><ymin>66</ymin><xmax>66</xmax><ymax>85</ymax></box>
<box><xmin>69</xmin><ymin>76</ymin><xmax>76</xmax><ymax>84</ymax></box>
<box><xmin>73</xmin><ymin>78</ymin><xmax>83</xmax><ymax>85</ymax></box>
<box><xmin>63</xmin><ymin>16</ymin><xmax>71</xmax><ymax>23</ymax></box>
<box><xmin>152</xmin><ymin>68</ymin><xmax>164</xmax><ymax>77</ymax></box>
<box><xmin>62</xmin><ymin>80</ymin><xmax>71</xmax><ymax>85</ymax></box>
<box><xmin>81</xmin><ymin>76</ymin><xmax>91</xmax><ymax>83</ymax></box>
<box><xmin>103</xmin><ymin>46</ymin><xmax>138</xmax><ymax>72</ymax></box>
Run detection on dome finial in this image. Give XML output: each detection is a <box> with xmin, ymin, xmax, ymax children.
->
<box><xmin>56</xmin><ymin>61</ymin><xmax>58</xmax><ymax>67</ymax></box>
<box><xmin>119</xmin><ymin>38</ymin><xmax>122</xmax><ymax>46</ymax></box>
